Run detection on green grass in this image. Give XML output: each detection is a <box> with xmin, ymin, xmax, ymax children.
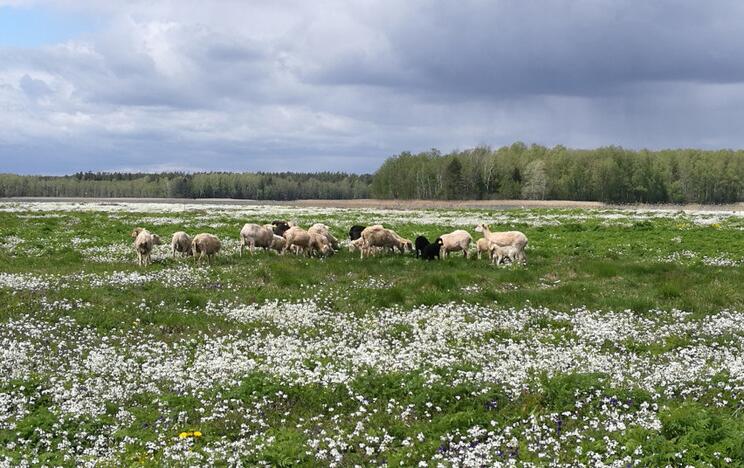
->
<box><xmin>2</xmin><ymin>206</ymin><xmax>744</xmax><ymax>465</ymax></box>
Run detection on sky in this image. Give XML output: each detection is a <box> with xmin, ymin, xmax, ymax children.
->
<box><xmin>2</xmin><ymin>1</ymin><xmax>744</xmax><ymax>175</ymax></box>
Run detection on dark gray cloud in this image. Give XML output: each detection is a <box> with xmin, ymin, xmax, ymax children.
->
<box><xmin>2</xmin><ymin>0</ymin><xmax>744</xmax><ymax>175</ymax></box>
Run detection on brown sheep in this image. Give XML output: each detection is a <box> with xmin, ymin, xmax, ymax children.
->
<box><xmin>282</xmin><ymin>226</ymin><xmax>312</xmax><ymax>256</ymax></box>
<box><xmin>239</xmin><ymin>223</ymin><xmax>274</xmax><ymax>256</ymax></box>
<box><xmin>132</xmin><ymin>228</ymin><xmax>162</xmax><ymax>266</ymax></box>
<box><xmin>192</xmin><ymin>233</ymin><xmax>221</xmax><ymax>264</ymax></box>
<box><xmin>171</xmin><ymin>231</ymin><xmax>192</xmax><ymax>258</ymax></box>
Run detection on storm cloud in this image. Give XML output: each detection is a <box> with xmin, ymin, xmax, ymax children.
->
<box><xmin>1</xmin><ymin>0</ymin><xmax>744</xmax><ymax>174</ymax></box>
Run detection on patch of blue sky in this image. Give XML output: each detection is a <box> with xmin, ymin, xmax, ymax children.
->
<box><xmin>0</xmin><ymin>5</ymin><xmax>96</xmax><ymax>47</ymax></box>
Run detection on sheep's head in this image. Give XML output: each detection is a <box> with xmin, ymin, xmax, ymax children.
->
<box><xmin>152</xmin><ymin>234</ymin><xmax>162</xmax><ymax>245</ymax></box>
<box><xmin>434</xmin><ymin>238</ymin><xmax>444</xmax><ymax>246</ymax></box>
<box><xmin>474</xmin><ymin>224</ymin><xmax>488</xmax><ymax>233</ymax></box>
<box><xmin>130</xmin><ymin>227</ymin><xmax>144</xmax><ymax>238</ymax></box>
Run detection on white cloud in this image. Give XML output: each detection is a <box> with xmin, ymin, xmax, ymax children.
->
<box><xmin>2</xmin><ymin>0</ymin><xmax>744</xmax><ymax>174</ymax></box>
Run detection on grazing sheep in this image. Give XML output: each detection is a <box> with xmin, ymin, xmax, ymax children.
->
<box><xmin>171</xmin><ymin>231</ymin><xmax>192</xmax><ymax>258</ymax></box>
<box><xmin>439</xmin><ymin>230</ymin><xmax>473</xmax><ymax>258</ymax></box>
<box><xmin>491</xmin><ymin>243</ymin><xmax>520</xmax><ymax>265</ymax></box>
<box><xmin>349</xmin><ymin>225</ymin><xmax>366</xmax><ymax>241</ymax></box>
<box><xmin>192</xmin><ymin>233</ymin><xmax>221</xmax><ymax>264</ymax></box>
<box><xmin>308</xmin><ymin>232</ymin><xmax>334</xmax><ymax>257</ymax></box>
<box><xmin>475</xmin><ymin>237</ymin><xmax>490</xmax><ymax>260</ymax></box>
<box><xmin>269</xmin><ymin>234</ymin><xmax>286</xmax><ymax>253</ymax></box>
<box><xmin>475</xmin><ymin>224</ymin><xmax>529</xmax><ymax>264</ymax></box>
<box><xmin>348</xmin><ymin>236</ymin><xmax>366</xmax><ymax>253</ymax></box>
<box><xmin>308</xmin><ymin>223</ymin><xmax>339</xmax><ymax>250</ymax></box>
<box><xmin>132</xmin><ymin>228</ymin><xmax>162</xmax><ymax>266</ymax></box>
<box><xmin>414</xmin><ymin>235</ymin><xmax>430</xmax><ymax>258</ymax></box>
<box><xmin>282</xmin><ymin>226</ymin><xmax>312</xmax><ymax>256</ymax></box>
<box><xmin>271</xmin><ymin>220</ymin><xmax>291</xmax><ymax>237</ymax></box>
<box><xmin>360</xmin><ymin>226</ymin><xmax>412</xmax><ymax>259</ymax></box>
<box><xmin>421</xmin><ymin>238</ymin><xmax>443</xmax><ymax>261</ymax></box>
<box><xmin>239</xmin><ymin>223</ymin><xmax>274</xmax><ymax>256</ymax></box>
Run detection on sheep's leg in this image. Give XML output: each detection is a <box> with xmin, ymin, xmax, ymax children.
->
<box><xmin>250</xmin><ymin>239</ymin><xmax>255</xmax><ymax>255</ymax></box>
<box><xmin>239</xmin><ymin>239</ymin><xmax>244</xmax><ymax>257</ymax></box>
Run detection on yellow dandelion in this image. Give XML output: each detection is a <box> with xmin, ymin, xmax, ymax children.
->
<box><xmin>179</xmin><ymin>432</ymin><xmax>190</xmax><ymax>439</ymax></box>
<box><xmin>711</xmin><ymin>223</ymin><xmax>722</xmax><ymax>229</ymax></box>
<box><xmin>193</xmin><ymin>431</ymin><xmax>202</xmax><ymax>438</ymax></box>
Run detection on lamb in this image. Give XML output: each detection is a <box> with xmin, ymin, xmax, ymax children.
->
<box><xmin>359</xmin><ymin>226</ymin><xmax>412</xmax><ymax>259</ymax></box>
<box><xmin>475</xmin><ymin>237</ymin><xmax>490</xmax><ymax>260</ymax></box>
<box><xmin>192</xmin><ymin>233</ymin><xmax>221</xmax><ymax>264</ymax></box>
<box><xmin>475</xmin><ymin>223</ymin><xmax>528</xmax><ymax>264</ymax></box>
<box><xmin>308</xmin><ymin>223</ymin><xmax>339</xmax><ymax>250</ymax></box>
<box><xmin>414</xmin><ymin>235</ymin><xmax>430</xmax><ymax>258</ymax></box>
<box><xmin>348</xmin><ymin>236</ymin><xmax>366</xmax><ymax>253</ymax></box>
<box><xmin>282</xmin><ymin>226</ymin><xmax>312</xmax><ymax>256</ymax></box>
<box><xmin>349</xmin><ymin>225</ymin><xmax>366</xmax><ymax>241</ymax></box>
<box><xmin>171</xmin><ymin>231</ymin><xmax>192</xmax><ymax>258</ymax></box>
<box><xmin>491</xmin><ymin>243</ymin><xmax>520</xmax><ymax>265</ymax></box>
<box><xmin>421</xmin><ymin>238</ymin><xmax>443</xmax><ymax>260</ymax></box>
<box><xmin>439</xmin><ymin>229</ymin><xmax>473</xmax><ymax>258</ymax></box>
<box><xmin>239</xmin><ymin>223</ymin><xmax>274</xmax><ymax>256</ymax></box>
<box><xmin>131</xmin><ymin>227</ymin><xmax>162</xmax><ymax>266</ymax></box>
<box><xmin>269</xmin><ymin>234</ymin><xmax>286</xmax><ymax>253</ymax></box>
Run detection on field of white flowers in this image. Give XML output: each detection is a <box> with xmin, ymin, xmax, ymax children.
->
<box><xmin>2</xmin><ymin>201</ymin><xmax>744</xmax><ymax>466</ymax></box>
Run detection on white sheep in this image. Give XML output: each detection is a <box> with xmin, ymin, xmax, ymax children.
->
<box><xmin>131</xmin><ymin>227</ymin><xmax>162</xmax><ymax>266</ymax></box>
<box><xmin>171</xmin><ymin>231</ymin><xmax>192</xmax><ymax>258</ymax></box>
<box><xmin>239</xmin><ymin>223</ymin><xmax>274</xmax><ymax>256</ymax></box>
<box><xmin>490</xmin><ymin>243</ymin><xmax>520</xmax><ymax>265</ymax></box>
<box><xmin>439</xmin><ymin>229</ymin><xmax>472</xmax><ymax>258</ymax></box>
<box><xmin>475</xmin><ymin>223</ymin><xmax>529</xmax><ymax>264</ymax></box>
<box><xmin>192</xmin><ymin>233</ymin><xmax>221</xmax><ymax>264</ymax></box>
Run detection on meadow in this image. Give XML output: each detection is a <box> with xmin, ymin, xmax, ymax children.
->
<box><xmin>2</xmin><ymin>201</ymin><xmax>744</xmax><ymax>466</ymax></box>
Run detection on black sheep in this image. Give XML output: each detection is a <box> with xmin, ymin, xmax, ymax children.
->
<box><xmin>421</xmin><ymin>238</ymin><xmax>443</xmax><ymax>260</ymax></box>
<box><xmin>271</xmin><ymin>221</ymin><xmax>290</xmax><ymax>237</ymax></box>
<box><xmin>414</xmin><ymin>235</ymin><xmax>430</xmax><ymax>258</ymax></box>
<box><xmin>349</xmin><ymin>225</ymin><xmax>366</xmax><ymax>241</ymax></box>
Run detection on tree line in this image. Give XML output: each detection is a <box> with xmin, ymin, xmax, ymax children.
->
<box><xmin>0</xmin><ymin>172</ymin><xmax>371</xmax><ymax>200</ymax></box>
<box><xmin>3</xmin><ymin>144</ymin><xmax>744</xmax><ymax>203</ymax></box>
<box><xmin>371</xmin><ymin>144</ymin><xmax>744</xmax><ymax>203</ymax></box>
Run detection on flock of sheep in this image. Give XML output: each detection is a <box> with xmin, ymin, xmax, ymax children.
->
<box><xmin>129</xmin><ymin>221</ymin><xmax>529</xmax><ymax>266</ymax></box>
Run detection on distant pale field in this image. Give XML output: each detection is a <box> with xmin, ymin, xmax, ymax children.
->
<box><xmin>2</xmin><ymin>201</ymin><xmax>744</xmax><ymax>466</ymax></box>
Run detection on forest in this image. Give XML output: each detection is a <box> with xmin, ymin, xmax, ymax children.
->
<box><xmin>372</xmin><ymin>144</ymin><xmax>744</xmax><ymax>203</ymax></box>
<box><xmin>0</xmin><ymin>171</ymin><xmax>371</xmax><ymax>200</ymax></box>
<box><xmin>2</xmin><ymin>143</ymin><xmax>744</xmax><ymax>203</ymax></box>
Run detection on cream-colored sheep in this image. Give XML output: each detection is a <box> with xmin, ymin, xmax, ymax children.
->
<box><xmin>490</xmin><ymin>244</ymin><xmax>520</xmax><ymax>265</ymax></box>
<box><xmin>192</xmin><ymin>233</ymin><xmax>221</xmax><ymax>264</ymax></box>
<box><xmin>308</xmin><ymin>223</ymin><xmax>339</xmax><ymax>250</ymax></box>
<box><xmin>239</xmin><ymin>223</ymin><xmax>274</xmax><ymax>256</ymax></box>
<box><xmin>171</xmin><ymin>231</ymin><xmax>192</xmax><ymax>258</ymax></box>
<box><xmin>282</xmin><ymin>226</ymin><xmax>311</xmax><ymax>256</ymax></box>
<box><xmin>475</xmin><ymin>224</ymin><xmax>528</xmax><ymax>264</ymax></box>
<box><xmin>132</xmin><ymin>228</ymin><xmax>162</xmax><ymax>266</ymax></box>
<box><xmin>269</xmin><ymin>234</ymin><xmax>286</xmax><ymax>253</ymax></box>
<box><xmin>360</xmin><ymin>226</ymin><xmax>411</xmax><ymax>259</ymax></box>
<box><xmin>308</xmin><ymin>232</ymin><xmax>333</xmax><ymax>257</ymax></box>
<box><xmin>439</xmin><ymin>230</ymin><xmax>472</xmax><ymax>258</ymax></box>
<box><xmin>476</xmin><ymin>237</ymin><xmax>490</xmax><ymax>260</ymax></box>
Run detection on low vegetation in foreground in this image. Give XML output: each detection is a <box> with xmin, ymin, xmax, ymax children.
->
<box><xmin>2</xmin><ymin>201</ymin><xmax>744</xmax><ymax>466</ymax></box>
